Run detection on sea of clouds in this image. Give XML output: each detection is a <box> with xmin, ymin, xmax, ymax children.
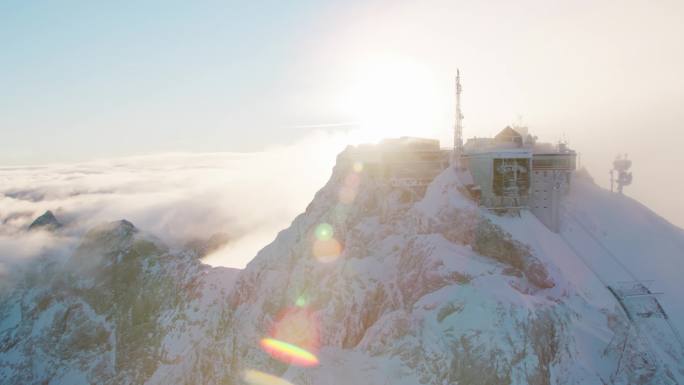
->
<box><xmin>0</xmin><ymin>131</ymin><xmax>348</xmax><ymax>273</ymax></box>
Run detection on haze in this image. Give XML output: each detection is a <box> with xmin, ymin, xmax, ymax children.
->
<box><xmin>2</xmin><ymin>0</ymin><xmax>684</xmax><ymax>230</ymax></box>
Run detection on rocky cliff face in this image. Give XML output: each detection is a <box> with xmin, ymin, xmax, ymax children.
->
<box><xmin>1</xmin><ymin>146</ymin><xmax>682</xmax><ymax>385</ymax></box>
<box><xmin>0</xmin><ymin>220</ymin><xmax>238</xmax><ymax>384</ymax></box>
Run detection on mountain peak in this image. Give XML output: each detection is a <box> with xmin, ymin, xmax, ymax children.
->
<box><xmin>89</xmin><ymin>219</ymin><xmax>138</xmax><ymax>237</ymax></box>
<box><xmin>27</xmin><ymin>210</ymin><xmax>62</xmax><ymax>231</ymax></box>
<box><xmin>74</xmin><ymin>219</ymin><xmax>142</xmax><ymax>258</ymax></box>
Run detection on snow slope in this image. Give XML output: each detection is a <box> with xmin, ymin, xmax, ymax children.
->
<box><xmin>563</xmin><ymin>172</ymin><xmax>684</xmax><ymax>330</ymax></box>
<box><xmin>492</xmin><ymin>171</ymin><xmax>684</xmax><ymax>383</ymax></box>
<box><xmin>218</xmin><ymin>153</ymin><xmax>684</xmax><ymax>385</ymax></box>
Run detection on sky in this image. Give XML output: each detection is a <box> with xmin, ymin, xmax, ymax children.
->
<box><xmin>2</xmin><ymin>0</ymin><xmax>684</xmax><ymax>230</ymax></box>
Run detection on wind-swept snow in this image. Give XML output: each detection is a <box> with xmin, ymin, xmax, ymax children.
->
<box><xmin>563</xmin><ymin>172</ymin><xmax>684</xmax><ymax>331</ymax></box>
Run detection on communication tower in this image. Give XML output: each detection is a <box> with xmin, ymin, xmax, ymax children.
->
<box><xmin>610</xmin><ymin>154</ymin><xmax>633</xmax><ymax>194</ymax></box>
<box><xmin>453</xmin><ymin>70</ymin><xmax>464</xmax><ymax>159</ymax></box>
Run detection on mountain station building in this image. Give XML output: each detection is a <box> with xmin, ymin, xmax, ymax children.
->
<box><xmin>460</xmin><ymin>125</ymin><xmax>577</xmax><ymax>232</ymax></box>
<box><xmin>343</xmin><ymin>72</ymin><xmax>577</xmax><ymax>233</ymax></box>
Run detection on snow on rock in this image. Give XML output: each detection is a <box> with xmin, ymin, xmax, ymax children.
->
<box><xmin>221</xmin><ymin>148</ymin><xmax>684</xmax><ymax>385</ymax></box>
<box><xmin>1</xmin><ymin>146</ymin><xmax>683</xmax><ymax>384</ymax></box>
<box><xmin>0</xmin><ymin>220</ymin><xmax>240</xmax><ymax>384</ymax></box>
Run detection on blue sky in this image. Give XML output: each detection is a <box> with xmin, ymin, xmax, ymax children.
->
<box><xmin>1</xmin><ymin>0</ymin><xmax>355</xmax><ymax>161</ymax></box>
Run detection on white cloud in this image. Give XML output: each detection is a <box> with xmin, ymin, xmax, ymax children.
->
<box><xmin>0</xmin><ymin>130</ymin><xmax>350</xmax><ymax>269</ymax></box>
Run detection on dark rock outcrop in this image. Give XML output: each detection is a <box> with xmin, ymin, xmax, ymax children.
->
<box><xmin>28</xmin><ymin>210</ymin><xmax>62</xmax><ymax>232</ymax></box>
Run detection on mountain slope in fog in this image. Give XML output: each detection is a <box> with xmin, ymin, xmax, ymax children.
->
<box><xmin>1</xmin><ymin>146</ymin><xmax>683</xmax><ymax>384</ymax></box>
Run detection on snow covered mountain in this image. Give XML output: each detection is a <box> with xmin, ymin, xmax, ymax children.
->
<box><xmin>1</xmin><ymin>145</ymin><xmax>683</xmax><ymax>384</ymax></box>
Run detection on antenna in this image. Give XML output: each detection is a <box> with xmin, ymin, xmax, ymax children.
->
<box><xmin>453</xmin><ymin>69</ymin><xmax>464</xmax><ymax>156</ymax></box>
<box><xmin>611</xmin><ymin>154</ymin><xmax>633</xmax><ymax>194</ymax></box>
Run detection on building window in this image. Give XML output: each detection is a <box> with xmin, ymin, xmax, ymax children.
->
<box><xmin>492</xmin><ymin>158</ymin><xmax>530</xmax><ymax>197</ymax></box>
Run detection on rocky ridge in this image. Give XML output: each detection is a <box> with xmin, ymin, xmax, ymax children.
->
<box><xmin>1</xmin><ymin>146</ymin><xmax>683</xmax><ymax>384</ymax></box>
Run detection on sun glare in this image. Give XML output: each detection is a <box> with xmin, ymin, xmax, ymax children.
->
<box><xmin>338</xmin><ymin>54</ymin><xmax>446</xmax><ymax>144</ymax></box>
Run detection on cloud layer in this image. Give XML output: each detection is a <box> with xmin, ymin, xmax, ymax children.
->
<box><xmin>0</xmin><ymin>131</ymin><xmax>348</xmax><ymax>270</ymax></box>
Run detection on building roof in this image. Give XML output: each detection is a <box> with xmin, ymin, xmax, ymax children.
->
<box><xmin>494</xmin><ymin>126</ymin><xmax>523</xmax><ymax>144</ymax></box>
<box><xmin>379</xmin><ymin>137</ymin><xmax>440</xmax><ymax>150</ymax></box>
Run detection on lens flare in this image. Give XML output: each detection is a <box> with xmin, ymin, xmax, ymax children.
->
<box><xmin>260</xmin><ymin>338</ymin><xmax>319</xmax><ymax>367</ymax></box>
<box><xmin>338</xmin><ymin>172</ymin><xmax>361</xmax><ymax>204</ymax></box>
<box><xmin>243</xmin><ymin>369</ymin><xmax>295</xmax><ymax>385</ymax></box>
<box><xmin>314</xmin><ymin>223</ymin><xmax>333</xmax><ymax>241</ymax></box>
<box><xmin>338</xmin><ymin>186</ymin><xmax>357</xmax><ymax>204</ymax></box>
<box><xmin>295</xmin><ymin>295</ymin><xmax>309</xmax><ymax>307</ymax></box>
<box><xmin>345</xmin><ymin>172</ymin><xmax>361</xmax><ymax>188</ymax></box>
<box><xmin>262</xmin><ymin>307</ymin><xmax>320</xmax><ymax>367</ymax></box>
<box><xmin>353</xmin><ymin>161</ymin><xmax>364</xmax><ymax>173</ymax></box>
<box><xmin>313</xmin><ymin>238</ymin><xmax>342</xmax><ymax>263</ymax></box>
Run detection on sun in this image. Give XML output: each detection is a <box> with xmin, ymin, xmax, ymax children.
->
<box><xmin>337</xmin><ymin>54</ymin><xmax>448</xmax><ymax>145</ymax></box>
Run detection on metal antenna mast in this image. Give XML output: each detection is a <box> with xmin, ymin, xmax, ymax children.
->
<box><xmin>454</xmin><ymin>69</ymin><xmax>464</xmax><ymax>156</ymax></box>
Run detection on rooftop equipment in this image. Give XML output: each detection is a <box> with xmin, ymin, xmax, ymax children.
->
<box><xmin>611</xmin><ymin>154</ymin><xmax>633</xmax><ymax>194</ymax></box>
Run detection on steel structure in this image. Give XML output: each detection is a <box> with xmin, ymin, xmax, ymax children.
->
<box><xmin>453</xmin><ymin>70</ymin><xmax>464</xmax><ymax>158</ymax></box>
